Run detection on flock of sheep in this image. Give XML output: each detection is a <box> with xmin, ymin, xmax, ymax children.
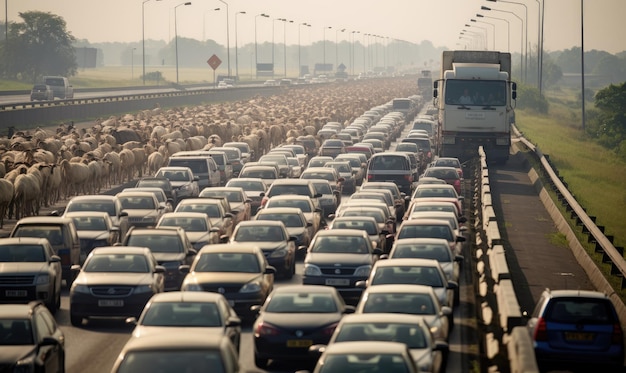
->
<box><xmin>0</xmin><ymin>77</ymin><xmax>416</xmax><ymax>228</ymax></box>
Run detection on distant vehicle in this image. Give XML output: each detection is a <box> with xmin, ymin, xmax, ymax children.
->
<box><xmin>30</xmin><ymin>84</ymin><xmax>53</xmax><ymax>101</ymax></box>
<box><xmin>43</xmin><ymin>75</ymin><xmax>73</xmax><ymax>99</ymax></box>
<box><xmin>263</xmin><ymin>79</ymin><xmax>278</xmax><ymax>86</ymax></box>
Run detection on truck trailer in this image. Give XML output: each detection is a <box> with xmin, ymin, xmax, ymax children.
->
<box><xmin>433</xmin><ymin>50</ymin><xmax>516</xmax><ymax>164</ymax></box>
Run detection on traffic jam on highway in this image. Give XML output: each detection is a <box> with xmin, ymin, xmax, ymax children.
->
<box><xmin>1</xmin><ymin>77</ymin><xmax>623</xmax><ymax>373</ymax></box>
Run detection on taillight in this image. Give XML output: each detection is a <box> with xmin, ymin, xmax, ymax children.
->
<box><xmin>404</xmin><ymin>175</ymin><xmax>413</xmax><ymax>182</ymax></box>
<box><xmin>367</xmin><ymin>174</ymin><xmax>374</xmax><ymax>180</ymax></box>
<box><xmin>322</xmin><ymin>322</ymin><xmax>339</xmax><ymax>336</ymax></box>
<box><xmin>612</xmin><ymin>323</ymin><xmax>623</xmax><ymax>344</ymax></box>
<box><xmin>533</xmin><ymin>317</ymin><xmax>548</xmax><ymax>341</ymax></box>
<box><xmin>255</xmin><ymin>322</ymin><xmax>280</xmax><ymax>336</ymax></box>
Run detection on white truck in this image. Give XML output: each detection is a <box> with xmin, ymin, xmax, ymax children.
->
<box><xmin>433</xmin><ymin>51</ymin><xmax>516</xmax><ymax>164</ymax></box>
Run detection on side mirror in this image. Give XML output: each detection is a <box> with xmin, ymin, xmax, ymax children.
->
<box><xmin>125</xmin><ymin>317</ymin><xmax>138</xmax><ymax>325</ymax></box>
<box><xmin>355</xmin><ymin>280</ymin><xmax>367</xmax><ymax>288</ymax></box>
<box><xmin>154</xmin><ymin>265</ymin><xmax>166</xmax><ymax>274</ymax></box>
<box><xmin>70</xmin><ymin>264</ymin><xmax>81</xmax><ymax>271</ymax></box>
<box><xmin>49</xmin><ymin>255</ymin><xmax>61</xmax><ymax>263</ymax></box>
<box><xmin>265</xmin><ymin>265</ymin><xmax>277</xmax><ymax>275</ymax></box>
<box><xmin>178</xmin><ymin>265</ymin><xmax>191</xmax><ymax>274</ymax></box>
<box><xmin>187</xmin><ymin>248</ymin><xmax>198</xmax><ymax>257</ymax></box>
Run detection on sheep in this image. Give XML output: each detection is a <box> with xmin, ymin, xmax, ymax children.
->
<box><xmin>13</xmin><ymin>172</ymin><xmax>41</xmax><ymax>219</ymax></box>
<box><xmin>0</xmin><ymin>178</ymin><xmax>14</xmax><ymax>228</ymax></box>
<box><xmin>59</xmin><ymin>159</ymin><xmax>90</xmax><ymax>198</ymax></box>
<box><xmin>147</xmin><ymin>151</ymin><xmax>165</xmax><ymax>175</ymax></box>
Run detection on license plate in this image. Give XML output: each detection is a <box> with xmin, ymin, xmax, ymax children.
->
<box><xmin>98</xmin><ymin>299</ymin><xmax>124</xmax><ymax>307</ymax></box>
<box><xmin>564</xmin><ymin>332</ymin><xmax>594</xmax><ymax>342</ymax></box>
<box><xmin>5</xmin><ymin>290</ymin><xmax>27</xmax><ymax>297</ymax></box>
<box><xmin>325</xmin><ymin>278</ymin><xmax>350</xmax><ymax>286</ymax></box>
<box><xmin>287</xmin><ymin>339</ymin><xmax>313</xmax><ymax>348</ymax></box>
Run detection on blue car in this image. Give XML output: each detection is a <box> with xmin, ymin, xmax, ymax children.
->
<box><xmin>527</xmin><ymin>289</ymin><xmax>624</xmax><ymax>372</ymax></box>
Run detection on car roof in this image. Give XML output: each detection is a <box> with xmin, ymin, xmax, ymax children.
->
<box><xmin>197</xmin><ymin>243</ymin><xmax>262</xmax><ymax>254</ymax></box>
<box><xmin>0</xmin><ymin>302</ymin><xmax>42</xmax><ymax>318</ymax></box>
<box><xmin>159</xmin><ymin>212</ymin><xmax>208</xmax><ymax>220</ymax></box>
<box><xmin>373</xmin><ymin>257</ymin><xmax>441</xmax><ymax>268</ymax></box>
<box><xmin>116</xmin><ymin>191</ymin><xmax>157</xmax><ymax>198</ymax></box>
<box><xmin>545</xmin><ymin>289</ymin><xmax>609</xmax><ymax>299</ymax></box>
<box><xmin>338</xmin><ymin>312</ymin><xmax>430</xmax><ymax>325</ymax></box>
<box><xmin>400</xmin><ymin>219</ymin><xmax>453</xmax><ymax>227</ymax></box>
<box><xmin>64</xmin><ymin>211</ymin><xmax>111</xmax><ymax>219</ymax></box>
<box><xmin>272</xmin><ymin>284</ymin><xmax>337</xmax><ymax>294</ymax></box>
<box><xmin>0</xmin><ymin>237</ymin><xmax>51</xmax><ymax>245</ymax></box>
<box><xmin>120</xmin><ymin>333</ymin><xmax>228</xmax><ymax>352</ymax></box>
<box><xmin>256</xmin><ymin>207</ymin><xmax>302</xmax><ymax>215</ymax></box>
<box><xmin>147</xmin><ymin>291</ymin><xmax>226</xmax><ymax>303</ymax></box>
<box><xmin>14</xmin><ymin>216</ymin><xmax>74</xmax><ymax>225</ymax></box>
<box><xmin>69</xmin><ymin>195</ymin><xmax>117</xmax><ymax>202</ymax></box>
<box><xmin>313</xmin><ymin>229</ymin><xmax>368</xmax><ymax>238</ymax></box>
<box><xmin>91</xmin><ymin>246</ymin><xmax>152</xmax><ymax>255</ymax></box>
<box><xmin>363</xmin><ymin>283</ymin><xmax>437</xmax><ymax>294</ymax></box>
<box><xmin>178</xmin><ymin>198</ymin><xmax>221</xmax><ymax>206</ymax></box>
<box><xmin>270</xmin><ymin>179</ymin><xmax>312</xmax><ymax>185</ymax></box>
<box><xmin>236</xmin><ymin>220</ymin><xmax>285</xmax><ymax>228</ymax></box>
<box><xmin>126</xmin><ymin>227</ymin><xmax>181</xmax><ymax>236</ymax></box>
<box><xmin>393</xmin><ymin>237</ymin><xmax>451</xmax><ymax>246</ymax></box>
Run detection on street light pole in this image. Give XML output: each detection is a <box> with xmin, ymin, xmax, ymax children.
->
<box><xmin>323</xmin><ymin>26</ymin><xmax>331</xmax><ymax>73</ymax></box>
<box><xmin>351</xmin><ymin>31</ymin><xmax>359</xmax><ymax>77</ymax></box>
<box><xmin>131</xmin><ymin>47</ymin><xmax>136</xmax><ymax>80</ymax></box>
<box><xmin>335</xmin><ymin>28</ymin><xmax>345</xmax><ymax>72</ymax></box>
<box><xmin>203</xmin><ymin>8</ymin><xmax>220</xmax><ymax>42</ymax></box>
<box><xmin>477</xmin><ymin>13</ymin><xmax>509</xmax><ymax>52</ymax></box>
<box><xmin>284</xmin><ymin>20</ymin><xmax>292</xmax><ymax>77</ymax></box>
<box><xmin>174</xmin><ymin>1</ymin><xmax>191</xmax><ymax>85</ymax></box>
<box><xmin>487</xmin><ymin>0</ymin><xmax>528</xmax><ymax>82</ymax></box>
<box><xmin>481</xmin><ymin>6</ymin><xmax>522</xmax><ymax>81</ymax></box>
<box><xmin>142</xmin><ymin>0</ymin><xmax>162</xmax><ymax>86</ymax></box>
<box><xmin>254</xmin><ymin>13</ymin><xmax>269</xmax><ymax>77</ymax></box>
<box><xmin>472</xmin><ymin>17</ymin><xmax>496</xmax><ymax>50</ymax></box>
<box><xmin>234</xmin><ymin>11</ymin><xmax>245</xmax><ymax>81</ymax></box>
<box><xmin>298</xmin><ymin>23</ymin><xmax>310</xmax><ymax>78</ymax></box>
<box><xmin>217</xmin><ymin>0</ymin><xmax>230</xmax><ymax>77</ymax></box>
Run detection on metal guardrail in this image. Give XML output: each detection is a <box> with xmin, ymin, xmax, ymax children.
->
<box><xmin>512</xmin><ymin>125</ymin><xmax>626</xmax><ymax>288</ymax></box>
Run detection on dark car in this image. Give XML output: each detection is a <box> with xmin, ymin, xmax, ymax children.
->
<box><xmin>366</xmin><ymin>152</ymin><xmax>414</xmax><ymax>196</ymax></box>
<box><xmin>230</xmin><ymin>220</ymin><xmax>297</xmax><ymax>279</ymax></box>
<box><xmin>251</xmin><ymin>285</ymin><xmax>355</xmax><ymax>368</ymax></box>
<box><xmin>0</xmin><ymin>301</ymin><xmax>65</xmax><ymax>372</ymax></box>
<box><xmin>69</xmin><ymin>246</ymin><xmax>165</xmax><ymax>326</ymax></box>
<box><xmin>199</xmin><ymin>187</ymin><xmax>252</xmax><ymax>227</ymax></box>
<box><xmin>180</xmin><ymin>243</ymin><xmax>275</xmax><ymax>321</ymax></box>
<box><xmin>136</xmin><ymin>177</ymin><xmax>178</xmax><ymax>207</ymax></box>
<box><xmin>526</xmin><ymin>289</ymin><xmax>625</xmax><ymax>372</ymax></box>
<box><xmin>225</xmin><ymin>178</ymin><xmax>268</xmax><ymax>216</ymax></box>
<box><xmin>254</xmin><ymin>207</ymin><xmax>312</xmax><ymax>256</ymax></box>
<box><xmin>128</xmin><ymin>291</ymin><xmax>242</xmax><ymax>354</ymax></box>
<box><xmin>30</xmin><ymin>84</ymin><xmax>53</xmax><ymax>101</ymax></box>
<box><xmin>0</xmin><ymin>238</ymin><xmax>63</xmax><ymax>312</ymax></box>
<box><xmin>122</xmin><ymin>227</ymin><xmax>197</xmax><ymax>291</ymax></box>
<box><xmin>111</xmin><ymin>334</ymin><xmax>239</xmax><ymax>373</ymax></box>
<box><xmin>303</xmin><ymin>229</ymin><xmax>382</xmax><ymax>304</ymax></box>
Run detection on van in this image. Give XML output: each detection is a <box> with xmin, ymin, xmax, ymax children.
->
<box><xmin>43</xmin><ymin>76</ymin><xmax>74</xmax><ymax>99</ymax></box>
<box><xmin>167</xmin><ymin>152</ymin><xmax>221</xmax><ymax>189</ymax></box>
<box><xmin>10</xmin><ymin>217</ymin><xmax>81</xmax><ymax>286</ymax></box>
<box><xmin>366</xmin><ymin>152</ymin><xmax>413</xmax><ymax>195</ymax></box>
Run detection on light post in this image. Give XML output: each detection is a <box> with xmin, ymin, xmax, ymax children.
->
<box><xmin>203</xmin><ymin>8</ymin><xmax>220</xmax><ymax>42</ymax></box>
<box><xmin>298</xmin><ymin>22</ymin><xmax>311</xmax><ymax>78</ymax></box>
<box><xmin>217</xmin><ymin>0</ymin><xmax>230</xmax><ymax>77</ymax></box>
<box><xmin>472</xmin><ymin>18</ymin><xmax>496</xmax><ymax>50</ymax></box>
<box><xmin>254</xmin><ymin>13</ymin><xmax>269</xmax><ymax>75</ymax></box>
<box><xmin>131</xmin><ymin>47</ymin><xmax>136</xmax><ymax>80</ymax></box>
<box><xmin>476</xmin><ymin>12</ymin><xmax>509</xmax><ymax>52</ymax></box>
<box><xmin>323</xmin><ymin>26</ymin><xmax>332</xmax><ymax>72</ymax></box>
<box><xmin>234</xmin><ymin>11</ymin><xmax>245</xmax><ymax>81</ymax></box>
<box><xmin>466</xmin><ymin>23</ymin><xmax>488</xmax><ymax>50</ymax></box>
<box><xmin>351</xmin><ymin>30</ymin><xmax>359</xmax><ymax>77</ymax></box>
<box><xmin>481</xmin><ymin>6</ymin><xmax>523</xmax><ymax>81</ymax></box>
<box><xmin>487</xmin><ymin>0</ymin><xmax>528</xmax><ymax>82</ymax></box>
<box><xmin>462</xmin><ymin>30</ymin><xmax>484</xmax><ymax>50</ymax></box>
<box><xmin>174</xmin><ymin>1</ymin><xmax>191</xmax><ymax>85</ymax></box>
<box><xmin>272</xmin><ymin>17</ymin><xmax>286</xmax><ymax>77</ymax></box>
<box><xmin>284</xmin><ymin>20</ymin><xmax>293</xmax><ymax>77</ymax></box>
<box><xmin>335</xmin><ymin>28</ymin><xmax>345</xmax><ymax>72</ymax></box>
<box><xmin>142</xmin><ymin>0</ymin><xmax>162</xmax><ymax>86</ymax></box>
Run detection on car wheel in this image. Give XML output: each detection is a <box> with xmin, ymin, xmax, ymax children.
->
<box><xmin>254</xmin><ymin>355</ymin><xmax>268</xmax><ymax>368</ymax></box>
<box><xmin>284</xmin><ymin>259</ymin><xmax>295</xmax><ymax>280</ymax></box>
<box><xmin>70</xmin><ymin>312</ymin><xmax>82</xmax><ymax>327</ymax></box>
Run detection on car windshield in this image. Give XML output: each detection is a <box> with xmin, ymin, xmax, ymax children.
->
<box><xmin>331</xmin><ymin>221</ymin><xmax>377</xmax><ymax>235</ymax></box>
<box><xmin>362</xmin><ymin>293</ymin><xmax>436</xmax><ymax>315</ymax></box>
<box><xmin>0</xmin><ymin>319</ymin><xmax>34</xmax><ymax>345</ymax></box>
<box><xmin>256</xmin><ymin>213</ymin><xmax>302</xmax><ymax>228</ymax></box>
<box><xmin>84</xmin><ymin>254</ymin><xmax>149</xmax><ymax>273</ymax></box>
<box><xmin>12</xmin><ymin>226</ymin><xmax>64</xmax><ymax>246</ymax></box>
<box><xmin>200</xmin><ymin>191</ymin><xmax>243</xmax><ymax>203</ymax></box>
<box><xmin>342</xmin><ymin>210</ymin><xmax>384</xmax><ymax>224</ymax></box>
<box><xmin>227</xmin><ymin>181</ymin><xmax>264</xmax><ymax>191</ymax></box>
<box><xmin>140</xmin><ymin>302</ymin><xmax>221</xmax><ymax>327</ymax></box>
<box><xmin>126</xmin><ymin>235</ymin><xmax>183</xmax><ymax>254</ymax></box>
<box><xmin>267</xmin><ymin>199</ymin><xmax>312</xmax><ymax>212</ymax></box>
<box><xmin>176</xmin><ymin>204</ymin><xmax>220</xmax><ymax>218</ymax></box>
<box><xmin>391</xmin><ymin>244</ymin><xmax>452</xmax><ymax>262</ymax></box>
<box><xmin>137</xmin><ymin>180</ymin><xmax>172</xmax><ymax>192</ymax></box>
<box><xmin>0</xmin><ymin>245</ymin><xmax>46</xmax><ymax>262</ymax></box>
<box><xmin>159</xmin><ymin>217</ymin><xmax>207</xmax><ymax>232</ymax></box>
<box><xmin>397</xmin><ymin>225</ymin><xmax>453</xmax><ymax>241</ymax></box>
<box><xmin>311</xmin><ymin>236</ymin><xmax>368</xmax><ymax>254</ymax></box>
<box><xmin>546</xmin><ymin>299</ymin><xmax>616</xmax><ymax>324</ymax></box>
<box><xmin>241</xmin><ymin>169</ymin><xmax>276</xmax><ymax>179</ymax></box>
<box><xmin>194</xmin><ymin>253</ymin><xmax>259</xmax><ymax>273</ymax></box>
<box><xmin>321</xmin><ymin>353</ymin><xmax>408</xmax><ymax>372</ymax></box>
<box><xmin>71</xmin><ymin>216</ymin><xmax>107</xmax><ymax>230</ymax></box>
<box><xmin>302</xmin><ymin>172</ymin><xmax>334</xmax><ymax>182</ymax></box>
<box><xmin>159</xmin><ymin>170</ymin><xmax>190</xmax><ymax>182</ymax></box>
<box><xmin>119</xmin><ymin>197</ymin><xmax>155</xmax><ymax>209</ymax></box>
<box><xmin>67</xmin><ymin>201</ymin><xmax>116</xmax><ymax>216</ymax></box>
<box><xmin>413</xmin><ymin>188</ymin><xmax>457</xmax><ymax>198</ymax></box>
<box><xmin>268</xmin><ymin>185</ymin><xmax>311</xmax><ymax>197</ymax></box>
<box><xmin>265</xmin><ymin>293</ymin><xmax>338</xmax><ymax>313</ymax></box>
<box><xmin>371</xmin><ymin>266</ymin><xmax>443</xmax><ymax>287</ymax></box>
<box><xmin>334</xmin><ymin>323</ymin><xmax>427</xmax><ymax>349</ymax></box>
<box><xmin>235</xmin><ymin>225</ymin><xmax>285</xmax><ymax>241</ymax></box>
<box><xmin>424</xmin><ymin>169</ymin><xmax>459</xmax><ymax>180</ymax></box>
<box><xmin>117</xmin><ymin>351</ymin><xmax>224</xmax><ymax>373</ymax></box>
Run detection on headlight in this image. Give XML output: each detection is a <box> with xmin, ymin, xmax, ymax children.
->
<box><xmin>72</xmin><ymin>285</ymin><xmax>90</xmax><ymax>294</ymax></box>
<box><xmin>36</xmin><ymin>274</ymin><xmax>50</xmax><ymax>284</ymax></box>
<box><xmin>269</xmin><ymin>247</ymin><xmax>287</xmax><ymax>258</ymax></box>
<box><xmin>134</xmin><ymin>285</ymin><xmax>153</xmax><ymax>294</ymax></box>
<box><xmin>14</xmin><ymin>354</ymin><xmax>35</xmax><ymax>373</ymax></box>
<box><xmin>240</xmin><ymin>282</ymin><xmax>261</xmax><ymax>293</ymax></box>
<box><xmin>353</xmin><ymin>265</ymin><xmax>372</xmax><ymax>277</ymax></box>
<box><xmin>304</xmin><ymin>264</ymin><xmax>322</xmax><ymax>276</ymax></box>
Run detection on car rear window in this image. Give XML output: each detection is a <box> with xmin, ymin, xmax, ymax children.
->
<box><xmin>547</xmin><ymin>299</ymin><xmax>615</xmax><ymax>324</ymax></box>
<box><xmin>369</xmin><ymin>155</ymin><xmax>409</xmax><ymax>171</ymax></box>
<box><xmin>268</xmin><ymin>185</ymin><xmax>311</xmax><ymax>197</ymax></box>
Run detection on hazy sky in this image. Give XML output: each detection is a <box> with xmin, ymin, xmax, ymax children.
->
<box><xmin>7</xmin><ymin>0</ymin><xmax>626</xmax><ymax>54</ymax></box>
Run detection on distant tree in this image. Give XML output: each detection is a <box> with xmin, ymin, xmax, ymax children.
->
<box><xmin>1</xmin><ymin>11</ymin><xmax>77</xmax><ymax>82</ymax></box>
<box><xmin>542</xmin><ymin>59</ymin><xmax>563</xmax><ymax>88</ymax></box>
<box><xmin>592</xmin><ymin>54</ymin><xmax>626</xmax><ymax>83</ymax></box>
<box><xmin>586</xmin><ymin>82</ymin><xmax>626</xmax><ymax>149</ymax></box>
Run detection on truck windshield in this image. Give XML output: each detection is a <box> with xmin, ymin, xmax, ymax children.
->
<box><xmin>445</xmin><ymin>80</ymin><xmax>506</xmax><ymax>106</ymax></box>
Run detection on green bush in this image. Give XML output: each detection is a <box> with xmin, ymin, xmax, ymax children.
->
<box><xmin>515</xmin><ymin>84</ymin><xmax>549</xmax><ymax>114</ymax></box>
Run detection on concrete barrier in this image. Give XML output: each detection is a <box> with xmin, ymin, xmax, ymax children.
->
<box><xmin>506</xmin><ymin>327</ymin><xmax>539</xmax><ymax>373</ymax></box>
<box><xmin>490</xmin><ymin>245</ymin><xmax>511</xmax><ymax>283</ymax></box>
<box><xmin>496</xmin><ymin>279</ymin><xmax>523</xmax><ymax>333</ymax></box>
